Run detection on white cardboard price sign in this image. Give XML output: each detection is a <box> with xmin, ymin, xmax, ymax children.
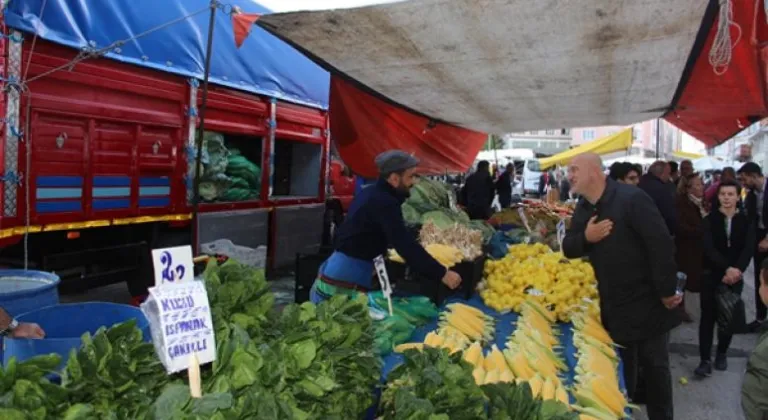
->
<box><xmin>373</xmin><ymin>255</ymin><xmax>394</xmax><ymax>316</ymax></box>
<box><xmin>140</xmin><ymin>280</ymin><xmax>216</xmax><ymax>374</ymax></box>
<box><xmin>152</xmin><ymin>245</ymin><xmax>194</xmax><ymax>286</ymax></box>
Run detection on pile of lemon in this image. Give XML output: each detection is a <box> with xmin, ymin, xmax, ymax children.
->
<box><xmin>480</xmin><ymin>243</ymin><xmax>598</xmax><ymax>322</ymax></box>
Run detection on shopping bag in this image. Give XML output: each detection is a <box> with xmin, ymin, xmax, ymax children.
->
<box><xmin>715</xmin><ymin>283</ymin><xmax>746</xmax><ymax>334</ymax></box>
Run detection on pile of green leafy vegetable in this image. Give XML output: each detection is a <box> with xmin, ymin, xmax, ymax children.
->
<box><xmin>0</xmin><ymin>258</ymin><xmax>380</xmax><ymax>420</ymax></box>
<box><xmin>482</xmin><ymin>383</ymin><xmax>577</xmax><ymax>420</ymax></box>
<box><xmin>403</xmin><ymin>177</ymin><xmax>494</xmax><ymax>242</ymax></box>
<box><xmin>60</xmin><ymin>319</ymin><xmax>173</xmax><ymax>419</ymax></box>
<box><xmin>198</xmin><ymin>294</ymin><xmax>380</xmax><ymax>419</ymax></box>
<box><xmin>203</xmin><ymin>258</ymin><xmax>274</xmax><ymax>339</ymax></box>
<box><xmin>380</xmin><ymin>347</ymin><xmax>577</xmax><ymax>420</ymax></box>
<box><xmin>380</xmin><ymin>347</ymin><xmax>487</xmax><ymax>419</ymax></box>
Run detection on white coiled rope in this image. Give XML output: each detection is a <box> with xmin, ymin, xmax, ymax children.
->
<box><xmin>709</xmin><ymin>0</ymin><xmax>742</xmax><ymax>76</ymax></box>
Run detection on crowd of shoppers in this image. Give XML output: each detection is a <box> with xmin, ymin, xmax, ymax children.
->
<box><xmin>565</xmin><ymin>154</ymin><xmax>768</xmax><ymax>420</ymax></box>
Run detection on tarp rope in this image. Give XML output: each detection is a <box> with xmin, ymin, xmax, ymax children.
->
<box><xmin>709</xmin><ymin>0</ymin><xmax>742</xmax><ymax>75</ymax></box>
<box><xmin>19</xmin><ymin>0</ymin><xmax>47</xmax><ymax>270</ymax></box>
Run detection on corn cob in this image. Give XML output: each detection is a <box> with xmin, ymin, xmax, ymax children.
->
<box><xmin>541</xmin><ymin>377</ymin><xmax>556</xmax><ymax>400</ymax></box>
<box><xmin>463</xmin><ymin>341</ymin><xmax>484</xmax><ymax>367</ymax></box>
<box><xmin>472</xmin><ymin>366</ymin><xmax>486</xmax><ymax>385</ymax></box>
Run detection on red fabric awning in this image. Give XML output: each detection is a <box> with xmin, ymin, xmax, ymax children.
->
<box><xmin>329</xmin><ymin>77</ymin><xmax>487</xmax><ymax>178</ymax></box>
<box><xmin>666</xmin><ymin>0</ymin><xmax>768</xmax><ymax>146</ymax></box>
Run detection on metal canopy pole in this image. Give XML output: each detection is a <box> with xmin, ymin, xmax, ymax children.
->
<box><xmin>191</xmin><ymin>0</ymin><xmax>217</xmax><ymax>255</ymax></box>
<box><xmin>655</xmin><ymin>118</ymin><xmax>661</xmax><ymax>159</ymax></box>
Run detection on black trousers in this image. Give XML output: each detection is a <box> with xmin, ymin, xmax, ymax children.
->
<box><xmin>754</xmin><ymin>235</ymin><xmax>768</xmax><ymax>321</ymax></box>
<box><xmin>699</xmin><ymin>272</ymin><xmax>738</xmax><ymax>361</ymax></box>
<box><xmin>618</xmin><ymin>332</ymin><xmax>673</xmax><ymax>420</ymax></box>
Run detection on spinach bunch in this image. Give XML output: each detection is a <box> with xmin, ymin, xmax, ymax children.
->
<box><xmin>149</xmin><ymin>384</ymin><xmax>233</xmax><ymax>420</ymax></box>
<box><xmin>482</xmin><ymin>383</ymin><xmax>575</xmax><ymax>420</ymax></box>
<box><xmin>61</xmin><ymin>319</ymin><xmax>172</xmax><ymax>419</ymax></box>
<box><xmin>202</xmin><ymin>294</ymin><xmax>381</xmax><ymax>419</ymax></box>
<box><xmin>203</xmin><ymin>258</ymin><xmax>274</xmax><ymax>339</ymax></box>
<box><xmin>0</xmin><ymin>354</ymin><xmax>76</xmax><ymax>419</ymax></box>
<box><xmin>380</xmin><ymin>347</ymin><xmax>487</xmax><ymax>420</ymax></box>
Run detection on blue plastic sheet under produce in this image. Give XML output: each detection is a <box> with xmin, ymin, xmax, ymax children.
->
<box><xmin>5</xmin><ymin>0</ymin><xmax>330</xmax><ymax>109</ymax></box>
<box><xmin>381</xmin><ymin>294</ymin><xmax>627</xmax><ymax>399</ymax></box>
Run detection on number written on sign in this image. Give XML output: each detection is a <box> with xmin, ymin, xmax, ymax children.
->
<box><xmin>160</xmin><ymin>251</ymin><xmax>186</xmax><ymax>283</ymax></box>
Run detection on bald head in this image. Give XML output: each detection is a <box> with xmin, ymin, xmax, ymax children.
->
<box><xmin>572</xmin><ymin>153</ymin><xmax>603</xmax><ymax>172</ymax></box>
<box><xmin>568</xmin><ymin>153</ymin><xmax>607</xmax><ymax>203</ymax></box>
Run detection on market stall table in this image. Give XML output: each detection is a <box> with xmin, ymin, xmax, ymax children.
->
<box><xmin>380</xmin><ymin>294</ymin><xmax>627</xmax><ymax>403</ymax></box>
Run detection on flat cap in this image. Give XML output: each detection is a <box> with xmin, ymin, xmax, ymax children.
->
<box><xmin>375</xmin><ymin>150</ymin><xmax>420</xmax><ymax>175</ymax></box>
<box><xmin>737</xmin><ymin>161</ymin><xmax>762</xmax><ymax>176</ymax></box>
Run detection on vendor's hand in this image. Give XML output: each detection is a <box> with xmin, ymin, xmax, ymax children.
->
<box><xmin>442</xmin><ymin>270</ymin><xmax>462</xmax><ymax>290</ymax></box>
<box><xmin>584</xmin><ymin>216</ymin><xmax>613</xmax><ymax>243</ymax></box>
<box><xmin>759</xmin><ymin>238</ymin><xmax>768</xmax><ymax>253</ymax></box>
<box><xmin>661</xmin><ymin>294</ymin><xmax>683</xmax><ymax>309</ymax></box>
<box><xmin>11</xmin><ymin>322</ymin><xmax>45</xmax><ymax>339</ymax></box>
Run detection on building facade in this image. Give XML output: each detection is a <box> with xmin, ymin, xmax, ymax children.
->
<box><xmin>502</xmin><ymin>130</ymin><xmax>572</xmax><ymax>156</ymax></box>
<box><xmin>570</xmin><ymin>119</ymin><xmax>685</xmax><ymax>160</ymax></box>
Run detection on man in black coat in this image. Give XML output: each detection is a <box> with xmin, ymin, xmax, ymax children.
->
<box><xmin>495</xmin><ymin>163</ymin><xmax>514</xmax><ymax>209</ymax></box>
<box><xmin>563</xmin><ymin>153</ymin><xmax>681</xmax><ymax>420</ymax></box>
<box><xmin>738</xmin><ymin>162</ymin><xmax>768</xmax><ymax>331</ymax></box>
<box><xmin>638</xmin><ymin>161</ymin><xmax>677</xmax><ymax>236</ymax></box>
<box><xmin>463</xmin><ymin>160</ymin><xmax>495</xmax><ymax>220</ymax></box>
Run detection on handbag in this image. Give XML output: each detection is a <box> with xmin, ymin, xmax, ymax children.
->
<box><xmin>715</xmin><ymin>283</ymin><xmax>746</xmax><ymax>334</ymax></box>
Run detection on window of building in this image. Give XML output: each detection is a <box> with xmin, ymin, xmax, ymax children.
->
<box><xmin>545</xmin><ymin>129</ymin><xmax>556</xmax><ymax>135</ymax></box>
<box><xmin>197</xmin><ymin>130</ymin><xmax>263</xmax><ymax>203</ymax></box>
<box><xmin>583</xmin><ymin>130</ymin><xmax>596</xmax><ymax>141</ymax></box>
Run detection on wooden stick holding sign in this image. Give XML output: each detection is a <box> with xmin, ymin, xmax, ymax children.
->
<box><xmin>374</xmin><ymin>255</ymin><xmax>394</xmax><ymax>316</ymax></box>
<box><xmin>188</xmin><ymin>353</ymin><xmax>202</xmax><ymax>398</ymax></box>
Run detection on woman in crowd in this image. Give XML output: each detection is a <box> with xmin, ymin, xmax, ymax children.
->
<box><xmin>696</xmin><ymin>180</ymin><xmax>755</xmax><ymax>377</ymax></box>
<box><xmin>675</xmin><ymin>173</ymin><xmax>706</xmax><ymax>323</ymax></box>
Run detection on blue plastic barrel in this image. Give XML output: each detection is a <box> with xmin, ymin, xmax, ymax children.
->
<box><xmin>0</xmin><ymin>269</ymin><xmax>60</xmax><ymax>317</ymax></box>
<box><xmin>3</xmin><ymin>302</ymin><xmax>150</xmax><ymax>370</ymax></box>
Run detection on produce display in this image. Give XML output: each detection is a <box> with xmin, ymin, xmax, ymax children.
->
<box><xmin>420</xmin><ymin>221</ymin><xmax>484</xmax><ymax>260</ymax></box>
<box><xmin>198</xmin><ymin>133</ymin><xmax>261</xmax><ymax>202</ymax></box>
<box><xmin>571</xmin><ymin>312</ymin><xmax>635</xmax><ymax>420</ymax></box>
<box><xmin>0</xmin><ymin>259</ymin><xmax>380</xmax><ymax>420</ymax></box>
<box><xmin>402</xmin><ymin>177</ymin><xmax>495</xmax><ymax>243</ymax></box>
<box><xmin>379</xmin><ymin>347</ymin><xmax>576</xmax><ymax>420</ymax></box>
<box><xmin>488</xmin><ymin>202</ymin><xmax>572</xmax><ymax>250</ymax></box>
<box><xmin>389</xmin><ymin>243</ymin><xmax>464</xmax><ymax>268</ymax></box>
<box><xmin>481</xmin><ymin>243</ymin><xmax>598</xmax><ymax>322</ymax></box>
<box><xmin>381</xmin><ymin>297</ymin><xmax>623</xmax><ymax>419</ymax></box>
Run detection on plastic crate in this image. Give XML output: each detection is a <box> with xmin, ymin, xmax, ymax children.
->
<box><xmin>294</xmin><ymin>250</ymin><xmax>332</xmax><ymax>303</ymax></box>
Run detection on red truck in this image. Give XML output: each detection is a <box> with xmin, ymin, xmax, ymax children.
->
<box><xmin>0</xmin><ymin>14</ymin><xmax>338</xmax><ymax>299</ymax></box>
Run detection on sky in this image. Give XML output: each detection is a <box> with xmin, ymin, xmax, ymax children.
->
<box><xmin>259</xmin><ymin>0</ymin><xmax>400</xmax><ymax>13</ymax></box>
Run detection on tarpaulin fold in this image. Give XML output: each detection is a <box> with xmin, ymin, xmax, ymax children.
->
<box><xmin>538</xmin><ymin>129</ymin><xmax>632</xmax><ymax>169</ymax></box>
<box><xmin>330</xmin><ymin>77</ymin><xmax>487</xmax><ymax>178</ymax></box>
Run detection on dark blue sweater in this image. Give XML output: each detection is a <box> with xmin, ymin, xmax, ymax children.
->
<box><xmin>334</xmin><ymin>179</ymin><xmax>447</xmax><ymax>282</ymax></box>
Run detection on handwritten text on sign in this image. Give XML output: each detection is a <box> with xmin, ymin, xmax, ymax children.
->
<box><xmin>141</xmin><ymin>281</ymin><xmax>216</xmax><ymax>373</ymax></box>
<box><xmin>152</xmin><ymin>245</ymin><xmax>194</xmax><ymax>286</ymax></box>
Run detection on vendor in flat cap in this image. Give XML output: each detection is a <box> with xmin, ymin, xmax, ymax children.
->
<box><xmin>309</xmin><ymin>150</ymin><xmax>462</xmax><ymax>303</ymax></box>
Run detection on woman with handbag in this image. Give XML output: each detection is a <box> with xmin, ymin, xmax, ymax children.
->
<box><xmin>675</xmin><ymin>173</ymin><xmax>706</xmax><ymax>322</ymax></box>
<box><xmin>696</xmin><ymin>180</ymin><xmax>755</xmax><ymax>377</ymax></box>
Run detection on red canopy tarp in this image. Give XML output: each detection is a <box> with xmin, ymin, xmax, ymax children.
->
<box><xmin>329</xmin><ymin>77</ymin><xmax>487</xmax><ymax>178</ymax></box>
<box><xmin>666</xmin><ymin>0</ymin><xmax>768</xmax><ymax>146</ymax></box>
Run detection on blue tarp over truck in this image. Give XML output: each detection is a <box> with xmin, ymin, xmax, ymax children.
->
<box><xmin>4</xmin><ymin>0</ymin><xmax>330</xmax><ymax>109</ymax></box>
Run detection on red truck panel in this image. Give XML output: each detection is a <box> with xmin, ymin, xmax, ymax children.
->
<box><xmin>0</xmin><ymin>38</ymin><xmax>330</xmax><ymax>237</ymax></box>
